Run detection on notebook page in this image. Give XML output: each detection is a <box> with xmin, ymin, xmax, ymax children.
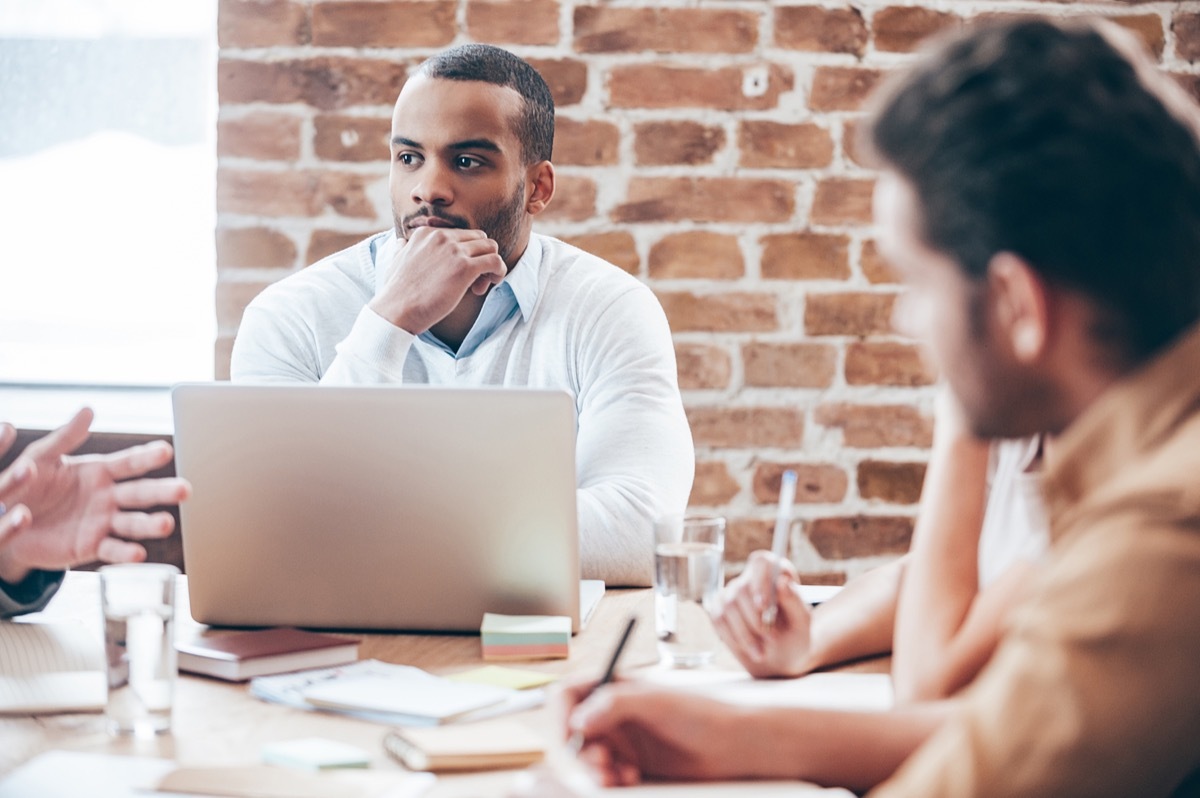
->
<box><xmin>0</xmin><ymin>621</ymin><xmax>106</xmax><ymax>713</ymax></box>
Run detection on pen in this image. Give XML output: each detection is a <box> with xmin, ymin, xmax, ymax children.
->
<box><xmin>567</xmin><ymin>615</ymin><xmax>637</xmax><ymax>754</ymax></box>
<box><xmin>761</xmin><ymin>469</ymin><xmax>797</xmax><ymax>628</ymax></box>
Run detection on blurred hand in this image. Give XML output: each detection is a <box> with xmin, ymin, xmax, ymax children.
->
<box><xmin>711</xmin><ymin>550</ymin><xmax>815</xmax><ymax>678</ymax></box>
<box><xmin>0</xmin><ymin>408</ymin><xmax>191</xmax><ymax>584</ymax></box>
<box><xmin>556</xmin><ymin>678</ymin><xmax>745</xmax><ymax>787</ymax></box>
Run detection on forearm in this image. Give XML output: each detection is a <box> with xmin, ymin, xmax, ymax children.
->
<box><xmin>730</xmin><ymin>701</ymin><xmax>954</xmax><ymax>792</ymax></box>
<box><xmin>892</xmin><ymin>431</ymin><xmax>990</xmax><ymax>702</ymax></box>
<box><xmin>801</xmin><ymin>557</ymin><xmax>905</xmax><ymax>673</ymax></box>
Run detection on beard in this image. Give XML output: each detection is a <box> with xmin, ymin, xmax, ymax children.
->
<box><xmin>395</xmin><ymin>181</ymin><xmax>527</xmax><ymax>266</ymax></box>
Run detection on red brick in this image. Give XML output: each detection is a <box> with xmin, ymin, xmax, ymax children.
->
<box><xmin>219</xmin><ymin>0</ymin><xmax>309</xmax><ymax>48</ymax></box>
<box><xmin>795</xmin><ymin>571</ymin><xmax>848</xmax><ymax>587</ymax></box>
<box><xmin>807</xmin><ymin>515</ymin><xmax>913</xmax><ymax>559</ymax></box>
<box><xmin>861</xmin><ymin>240</ymin><xmax>897</xmax><ymax>284</ymax></box>
<box><xmin>649</xmin><ymin>232</ymin><xmax>743</xmax><ymax>279</ymax></box>
<box><xmin>760</xmin><ymin>232</ymin><xmax>850</xmax><ymax>280</ymax></box>
<box><xmin>1108</xmin><ymin>14</ymin><xmax>1165</xmax><ymax>59</ymax></box>
<box><xmin>635</xmin><ymin>121</ymin><xmax>725</xmax><ymax>166</ymax></box>
<box><xmin>562</xmin><ymin>232</ymin><xmax>639</xmax><ymax>274</ymax></box>
<box><xmin>216</xmin><ymin>280</ymin><xmax>271</xmax><ymax>329</ymax></box>
<box><xmin>812</xmin><ymin>178</ymin><xmax>875</xmax><ymax>225</ymax></box>
<box><xmin>873</xmin><ymin>6</ymin><xmax>961</xmax><ymax>53</ymax></box>
<box><xmin>738</xmin><ymin>121</ymin><xmax>833</xmax><ymax>169</ymax></box>
<box><xmin>575</xmin><ymin>7</ymin><xmax>757</xmax><ymax>53</ymax></box>
<box><xmin>857</xmin><ymin>460</ymin><xmax>927</xmax><ymax>505</ymax></box>
<box><xmin>753</xmin><ymin>462</ymin><xmax>848</xmax><ymax>505</ymax></box>
<box><xmin>554</xmin><ymin>118</ymin><xmax>619</xmax><ymax>166</ymax></box>
<box><xmin>217</xmin><ymin>168</ymin><xmax>379</xmax><ymax>219</ymax></box>
<box><xmin>313</xmin><ymin>114</ymin><xmax>391</xmax><ymax>163</ymax></box>
<box><xmin>216</xmin><ymin>226</ymin><xmax>298</xmax><ymax>271</ymax></box>
<box><xmin>467</xmin><ymin>0</ymin><xmax>559</xmax><ymax>45</ymax></box>
<box><xmin>214</xmin><ymin>336</ymin><xmax>235</xmax><ymax>381</ymax></box>
<box><xmin>307</xmin><ymin>230</ymin><xmax>372</xmax><ymax>265</ymax></box>
<box><xmin>810</xmin><ymin>67</ymin><xmax>884</xmax><ymax>112</ymax></box>
<box><xmin>690</xmin><ymin>461</ymin><xmax>741</xmax><ymax>506</ymax></box>
<box><xmin>1176</xmin><ymin>12</ymin><xmax>1200</xmax><ymax>61</ymax></box>
<box><xmin>217</xmin><ymin>112</ymin><xmax>302</xmax><ymax>161</ymax></box>
<box><xmin>805</xmin><ymin>292</ymin><xmax>897</xmax><ymax>337</ymax></box>
<box><xmin>687</xmin><ymin>406</ymin><xmax>805</xmax><ymax>448</ymax></box>
<box><xmin>815</xmin><ymin>403</ymin><xmax>934</xmax><ymax>448</ymax></box>
<box><xmin>218</xmin><ymin>56</ymin><xmax>409</xmax><ymax>111</ymax></box>
<box><xmin>742</xmin><ymin>342</ymin><xmax>837</xmax><ymax>388</ymax></box>
<box><xmin>845</xmin><ymin>341</ymin><xmax>935</xmax><ymax>387</ymax></box>
<box><xmin>659</xmin><ymin>292</ymin><xmax>778</xmax><ymax>333</ymax></box>
<box><xmin>615</xmin><ymin>177</ymin><xmax>794</xmax><ymax>224</ymax></box>
<box><xmin>541</xmin><ymin>175</ymin><xmax>596</xmax><ymax>222</ymax></box>
<box><xmin>527</xmin><ymin>58</ymin><xmax>588</xmax><ymax>107</ymax></box>
<box><xmin>726</xmin><ymin>518</ymin><xmax>775</xmax><ymax>564</ymax></box>
<box><xmin>311</xmin><ymin>1</ymin><xmax>456</xmax><ymax>47</ymax></box>
<box><xmin>610</xmin><ymin>64</ymin><xmax>792</xmax><ymax>111</ymax></box>
<box><xmin>775</xmin><ymin>6</ymin><xmax>867</xmax><ymax>55</ymax></box>
<box><xmin>676</xmin><ymin>344</ymin><xmax>733</xmax><ymax>390</ymax></box>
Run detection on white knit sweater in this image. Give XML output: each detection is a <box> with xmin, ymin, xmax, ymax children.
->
<box><xmin>231</xmin><ymin>231</ymin><xmax>695</xmax><ymax>586</ymax></box>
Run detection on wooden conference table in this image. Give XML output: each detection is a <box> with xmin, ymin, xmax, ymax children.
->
<box><xmin>2</xmin><ymin>572</ymin><xmax>866</xmax><ymax>797</ymax></box>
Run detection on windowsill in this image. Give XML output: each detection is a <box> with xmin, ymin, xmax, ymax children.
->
<box><xmin>0</xmin><ymin>383</ymin><xmax>176</xmax><ymax>436</ymax></box>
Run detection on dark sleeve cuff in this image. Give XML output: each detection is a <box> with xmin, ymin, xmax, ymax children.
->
<box><xmin>0</xmin><ymin>569</ymin><xmax>65</xmax><ymax>619</ymax></box>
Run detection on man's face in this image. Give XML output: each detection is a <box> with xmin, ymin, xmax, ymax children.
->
<box><xmin>874</xmin><ymin>172</ymin><xmax>1050</xmax><ymax>438</ymax></box>
<box><xmin>389</xmin><ymin>75</ymin><xmax>530</xmax><ymax>265</ymax></box>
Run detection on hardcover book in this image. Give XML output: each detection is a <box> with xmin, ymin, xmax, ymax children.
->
<box><xmin>176</xmin><ymin>628</ymin><xmax>359</xmax><ymax>682</ymax></box>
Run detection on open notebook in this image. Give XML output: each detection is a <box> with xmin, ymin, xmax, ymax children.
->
<box><xmin>0</xmin><ymin>620</ymin><xmax>105</xmax><ymax>714</ymax></box>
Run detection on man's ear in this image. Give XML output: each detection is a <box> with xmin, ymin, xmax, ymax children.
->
<box><xmin>525</xmin><ymin>161</ymin><xmax>555</xmax><ymax>216</ymax></box>
<box><xmin>987</xmin><ymin>252</ymin><xmax>1050</xmax><ymax>365</ymax></box>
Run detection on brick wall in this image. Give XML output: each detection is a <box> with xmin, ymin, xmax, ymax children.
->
<box><xmin>216</xmin><ymin>0</ymin><xmax>1200</xmax><ymax>583</ymax></box>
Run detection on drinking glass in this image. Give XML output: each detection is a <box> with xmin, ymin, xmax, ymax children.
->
<box><xmin>99</xmin><ymin>563</ymin><xmax>178</xmax><ymax>736</ymax></box>
<box><xmin>653</xmin><ymin>515</ymin><xmax>725</xmax><ymax>668</ymax></box>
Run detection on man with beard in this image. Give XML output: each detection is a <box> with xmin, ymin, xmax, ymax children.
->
<box><xmin>518</xmin><ymin>17</ymin><xmax>1200</xmax><ymax>798</ymax></box>
<box><xmin>230</xmin><ymin>45</ymin><xmax>693</xmax><ymax>587</ymax></box>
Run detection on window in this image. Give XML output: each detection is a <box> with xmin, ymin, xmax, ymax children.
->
<box><xmin>0</xmin><ymin>0</ymin><xmax>216</xmax><ymax>386</ymax></box>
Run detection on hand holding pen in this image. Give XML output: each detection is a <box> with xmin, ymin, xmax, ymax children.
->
<box><xmin>567</xmin><ymin>616</ymin><xmax>637</xmax><ymax>754</ymax></box>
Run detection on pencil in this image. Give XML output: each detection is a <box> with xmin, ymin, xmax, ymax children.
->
<box><xmin>566</xmin><ymin>615</ymin><xmax>637</xmax><ymax>754</ymax></box>
<box><xmin>761</xmin><ymin>469</ymin><xmax>797</xmax><ymax>628</ymax></box>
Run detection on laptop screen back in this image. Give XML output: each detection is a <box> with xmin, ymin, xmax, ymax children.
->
<box><xmin>172</xmin><ymin>384</ymin><xmax>580</xmax><ymax>632</ymax></box>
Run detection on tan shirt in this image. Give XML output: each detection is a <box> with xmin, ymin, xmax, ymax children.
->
<box><xmin>873</xmin><ymin>325</ymin><xmax>1200</xmax><ymax>798</ymax></box>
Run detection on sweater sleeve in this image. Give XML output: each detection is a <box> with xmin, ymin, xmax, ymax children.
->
<box><xmin>573</xmin><ymin>285</ymin><xmax>695</xmax><ymax>587</ymax></box>
<box><xmin>0</xmin><ymin>569</ymin><xmax>64</xmax><ymax>619</ymax></box>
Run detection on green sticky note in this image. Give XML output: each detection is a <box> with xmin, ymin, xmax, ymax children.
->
<box><xmin>261</xmin><ymin>737</ymin><xmax>371</xmax><ymax>770</ymax></box>
<box><xmin>446</xmin><ymin>665</ymin><xmax>558</xmax><ymax>690</ymax></box>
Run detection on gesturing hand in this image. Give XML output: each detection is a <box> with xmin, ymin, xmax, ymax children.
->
<box><xmin>370</xmin><ymin>227</ymin><xmax>507</xmax><ymax>334</ymax></box>
<box><xmin>0</xmin><ymin>408</ymin><xmax>191</xmax><ymax>584</ymax></box>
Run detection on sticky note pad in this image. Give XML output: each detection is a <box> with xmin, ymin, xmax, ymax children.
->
<box><xmin>261</xmin><ymin>737</ymin><xmax>371</xmax><ymax>770</ymax></box>
<box><xmin>480</xmin><ymin>614</ymin><xmax>570</xmax><ymax>661</ymax></box>
<box><xmin>447</xmin><ymin>665</ymin><xmax>558</xmax><ymax>690</ymax></box>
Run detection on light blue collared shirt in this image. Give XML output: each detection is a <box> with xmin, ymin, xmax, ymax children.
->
<box><xmin>372</xmin><ymin>234</ymin><xmax>542</xmax><ymax>360</ymax></box>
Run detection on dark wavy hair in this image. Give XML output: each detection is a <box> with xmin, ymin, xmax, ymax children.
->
<box><xmin>864</xmin><ymin>17</ymin><xmax>1200</xmax><ymax>364</ymax></box>
<box><xmin>416</xmin><ymin>43</ymin><xmax>554</xmax><ymax>165</ymax></box>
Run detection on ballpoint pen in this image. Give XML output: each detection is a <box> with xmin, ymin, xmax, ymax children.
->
<box><xmin>761</xmin><ymin>469</ymin><xmax>797</xmax><ymax>628</ymax></box>
<box><xmin>567</xmin><ymin>615</ymin><xmax>637</xmax><ymax>754</ymax></box>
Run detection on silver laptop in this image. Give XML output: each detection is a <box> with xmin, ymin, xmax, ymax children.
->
<box><xmin>172</xmin><ymin>384</ymin><xmax>585</xmax><ymax>632</ymax></box>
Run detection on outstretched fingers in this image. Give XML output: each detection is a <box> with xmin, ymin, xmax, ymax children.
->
<box><xmin>111</xmin><ymin>476</ymin><xmax>190</xmax><ymax>509</ymax></box>
<box><xmin>23</xmin><ymin>408</ymin><xmax>94</xmax><ymax>462</ymax></box>
<box><xmin>100</xmin><ymin>440</ymin><xmax>176</xmax><ymax>482</ymax></box>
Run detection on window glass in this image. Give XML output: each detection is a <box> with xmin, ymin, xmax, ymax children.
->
<box><xmin>0</xmin><ymin>0</ymin><xmax>216</xmax><ymax>385</ymax></box>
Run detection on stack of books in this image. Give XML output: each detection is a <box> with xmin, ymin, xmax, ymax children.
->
<box><xmin>480</xmin><ymin>613</ymin><xmax>570</xmax><ymax>661</ymax></box>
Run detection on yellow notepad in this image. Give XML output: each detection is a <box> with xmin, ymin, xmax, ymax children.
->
<box><xmin>446</xmin><ymin>666</ymin><xmax>557</xmax><ymax>691</ymax></box>
<box><xmin>383</xmin><ymin>719</ymin><xmax>546</xmax><ymax>772</ymax></box>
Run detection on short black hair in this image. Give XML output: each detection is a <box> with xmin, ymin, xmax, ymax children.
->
<box><xmin>864</xmin><ymin>17</ymin><xmax>1200</xmax><ymax>364</ymax></box>
<box><xmin>415</xmin><ymin>43</ymin><xmax>555</xmax><ymax>165</ymax></box>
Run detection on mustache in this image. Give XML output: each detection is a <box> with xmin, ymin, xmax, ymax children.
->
<box><xmin>402</xmin><ymin>208</ymin><xmax>471</xmax><ymax>230</ymax></box>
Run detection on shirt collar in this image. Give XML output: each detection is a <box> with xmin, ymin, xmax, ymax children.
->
<box><xmin>1043</xmin><ymin>321</ymin><xmax>1200</xmax><ymax>536</ymax></box>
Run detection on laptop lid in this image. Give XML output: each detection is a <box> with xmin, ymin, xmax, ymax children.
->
<box><xmin>172</xmin><ymin>384</ymin><xmax>580</xmax><ymax>632</ymax></box>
